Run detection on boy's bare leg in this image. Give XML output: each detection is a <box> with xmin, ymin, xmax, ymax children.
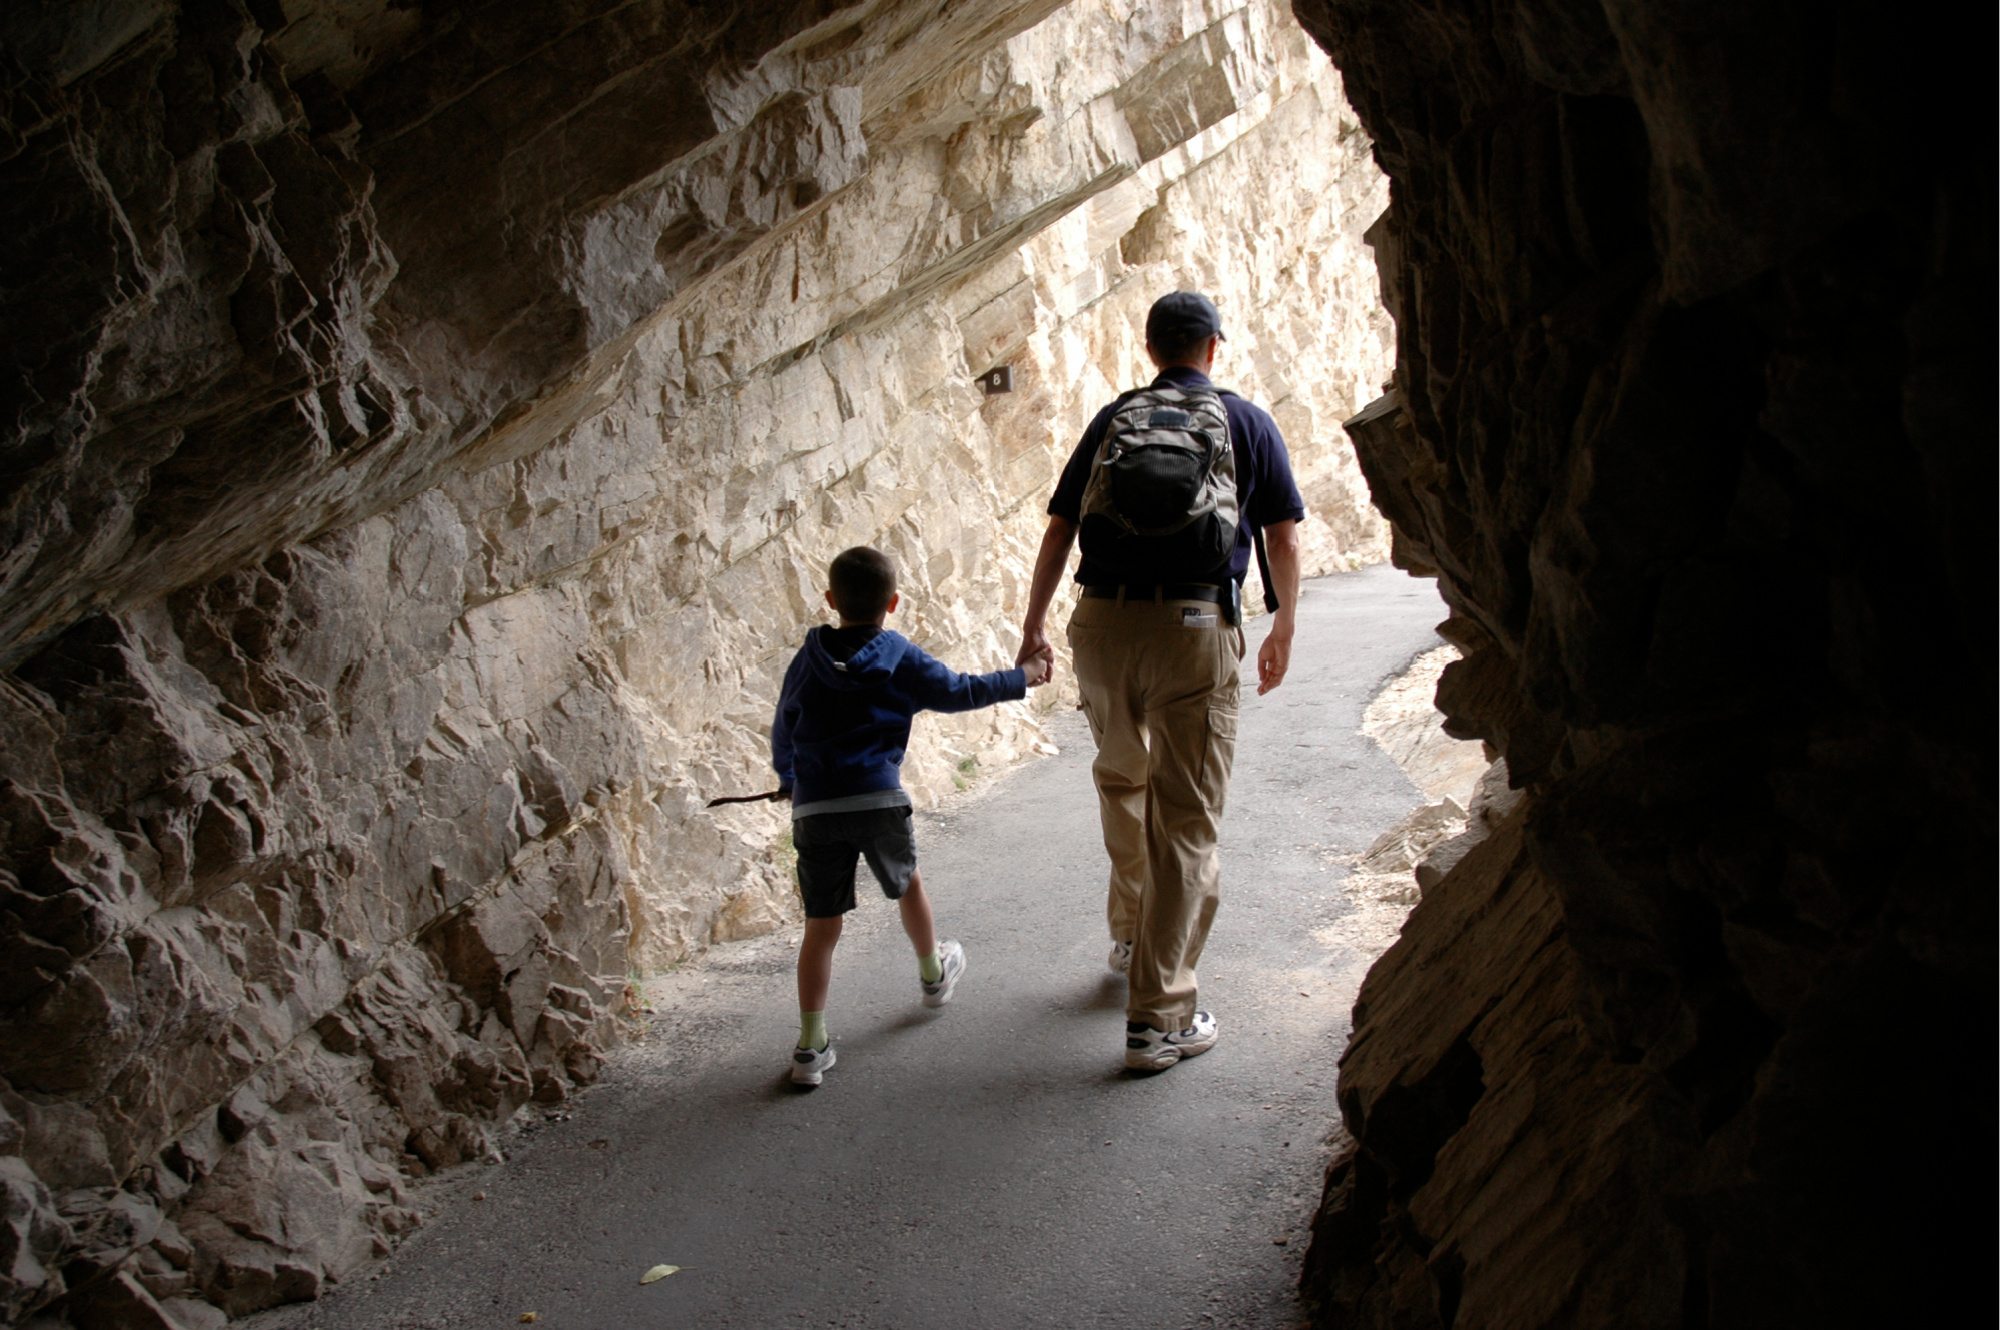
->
<box><xmin>796</xmin><ymin>916</ymin><xmax>843</xmax><ymax>1044</ymax></box>
<box><xmin>901</xmin><ymin>871</ymin><xmax>966</xmax><ymax>1002</ymax></box>
<box><xmin>897</xmin><ymin>870</ymin><xmax>937</xmax><ymax>963</ymax></box>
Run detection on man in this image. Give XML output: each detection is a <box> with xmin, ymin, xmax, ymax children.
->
<box><xmin>1017</xmin><ymin>290</ymin><xmax>1303</xmax><ymax>1072</ymax></box>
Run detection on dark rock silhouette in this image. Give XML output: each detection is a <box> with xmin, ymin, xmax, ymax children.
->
<box><xmin>1293</xmin><ymin>0</ymin><xmax>1994</xmax><ymax>1324</ymax></box>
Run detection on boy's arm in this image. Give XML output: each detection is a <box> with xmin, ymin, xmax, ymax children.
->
<box><xmin>770</xmin><ymin>650</ymin><xmax>808</xmax><ymax>791</ymax></box>
<box><xmin>899</xmin><ymin>644</ymin><xmax>1028</xmax><ymax>714</ymax></box>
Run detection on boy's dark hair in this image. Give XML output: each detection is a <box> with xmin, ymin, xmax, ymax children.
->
<box><xmin>828</xmin><ymin>546</ymin><xmax>897</xmax><ymax>621</ymax></box>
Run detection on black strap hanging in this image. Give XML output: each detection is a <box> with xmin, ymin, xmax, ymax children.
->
<box><xmin>1252</xmin><ymin>524</ymin><xmax>1278</xmax><ymax>612</ymax></box>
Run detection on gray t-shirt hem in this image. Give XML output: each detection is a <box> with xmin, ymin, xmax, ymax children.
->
<box><xmin>792</xmin><ymin>788</ymin><xmax>913</xmax><ymax>820</ymax></box>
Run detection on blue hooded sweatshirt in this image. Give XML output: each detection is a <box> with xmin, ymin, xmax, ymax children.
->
<box><xmin>771</xmin><ymin>625</ymin><xmax>1027</xmax><ymax>815</ymax></box>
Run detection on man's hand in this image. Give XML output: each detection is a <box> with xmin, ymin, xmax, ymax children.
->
<box><xmin>1017</xmin><ymin>631</ymin><xmax>1053</xmax><ymax>685</ymax></box>
<box><xmin>1255</xmin><ymin>520</ymin><xmax>1302</xmax><ymax>696</ymax></box>
<box><xmin>1256</xmin><ymin>618</ymin><xmax>1294</xmax><ymax>695</ymax></box>
<box><xmin>1017</xmin><ymin>516</ymin><xmax>1077</xmax><ymax>687</ymax></box>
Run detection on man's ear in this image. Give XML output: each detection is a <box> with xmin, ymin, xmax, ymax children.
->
<box><xmin>824</xmin><ymin>589</ymin><xmax>838</xmax><ymax>613</ymax></box>
<box><xmin>886</xmin><ymin>591</ymin><xmax>900</xmax><ymax>615</ymax></box>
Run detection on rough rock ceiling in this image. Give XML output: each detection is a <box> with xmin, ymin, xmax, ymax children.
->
<box><xmin>3</xmin><ymin>1</ymin><xmax>1076</xmax><ymax>670</ymax></box>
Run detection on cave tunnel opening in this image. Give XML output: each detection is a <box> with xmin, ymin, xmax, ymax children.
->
<box><xmin>1</xmin><ymin>0</ymin><xmax>1993</xmax><ymax>1326</ymax></box>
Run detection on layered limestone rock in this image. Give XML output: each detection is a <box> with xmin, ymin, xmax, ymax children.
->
<box><xmin>1343</xmin><ymin>647</ymin><xmax>1501</xmax><ymax>906</ymax></box>
<box><xmin>595</xmin><ymin>0</ymin><xmax>1392</xmax><ymax>964</ymax></box>
<box><xmin>1</xmin><ymin>1</ymin><xmax>1391</xmax><ymax>1323</ymax></box>
<box><xmin>1293</xmin><ymin>1</ymin><xmax>1994</xmax><ymax>1325</ymax></box>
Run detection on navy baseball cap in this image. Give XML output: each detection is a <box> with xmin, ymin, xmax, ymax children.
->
<box><xmin>1145</xmin><ymin>290</ymin><xmax>1226</xmax><ymax>347</ymax></box>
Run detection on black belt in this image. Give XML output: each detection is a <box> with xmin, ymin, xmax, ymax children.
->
<box><xmin>1081</xmin><ymin>584</ymin><xmax>1224</xmax><ymax>604</ymax></box>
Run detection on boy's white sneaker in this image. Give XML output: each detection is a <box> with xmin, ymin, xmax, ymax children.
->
<box><xmin>790</xmin><ymin>1043</ymin><xmax>835</xmax><ymax>1086</ymax></box>
<box><xmin>921</xmin><ymin>939</ymin><xmax>966</xmax><ymax>1007</ymax></box>
<box><xmin>1107</xmin><ymin>939</ymin><xmax>1133</xmax><ymax>976</ymax></box>
<box><xmin>1124</xmin><ymin>1011</ymin><xmax>1218</xmax><ymax>1072</ymax></box>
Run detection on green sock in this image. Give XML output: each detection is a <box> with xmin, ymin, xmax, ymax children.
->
<box><xmin>918</xmin><ymin>950</ymin><xmax>943</xmax><ymax>984</ymax></box>
<box><xmin>798</xmin><ymin>1011</ymin><xmax>827</xmax><ymax>1051</ymax></box>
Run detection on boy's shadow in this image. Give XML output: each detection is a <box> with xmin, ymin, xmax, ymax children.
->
<box><xmin>763</xmin><ymin>1008</ymin><xmax>941</xmax><ymax>1097</ymax></box>
<box><xmin>764</xmin><ymin>972</ymin><xmax>1128</xmax><ymax>1097</ymax></box>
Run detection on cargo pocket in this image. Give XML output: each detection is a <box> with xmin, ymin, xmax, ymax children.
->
<box><xmin>1066</xmin><ymin>617</ymin><xmax>1108</xmax><ymax>743</ymax></box>
<box><xmin>1200</xmin><ymin>688</ymin><xmax>1240</xmax><ymax>815</ymax></box>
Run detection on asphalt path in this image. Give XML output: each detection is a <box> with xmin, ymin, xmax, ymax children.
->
<box><xmin>255</xmin><ymin>564</ymin><xmax>1446</xmax><ymax>1330</ymax></box>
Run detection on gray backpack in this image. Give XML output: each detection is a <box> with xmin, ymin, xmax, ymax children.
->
<box><xmin>1077</xmin><ymin>383</ymin><xmax>1240</xmax><ymax>585</ymax></box>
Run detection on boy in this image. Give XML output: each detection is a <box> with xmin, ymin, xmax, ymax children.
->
<box><xmin>771</xmin><ymin>546</ymin><xmax>1052</xmax><ymax>1085</ymax></box>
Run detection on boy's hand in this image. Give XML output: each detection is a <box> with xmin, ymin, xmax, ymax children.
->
<box><xmin>1022</xmin><ymin>646</ymin><xmax>1054</xmax><ymax>688</ymax></box>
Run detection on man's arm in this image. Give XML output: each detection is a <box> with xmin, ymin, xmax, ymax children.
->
<box><xmin>1255</xmin><ymin>519</ymin><xmax>1301</xmax><ymax>696</ymax></box>
<box><xmin>1017</xmin><ymin>515</ymin><xmax>1077</xmax><ymax>674</ymax></box>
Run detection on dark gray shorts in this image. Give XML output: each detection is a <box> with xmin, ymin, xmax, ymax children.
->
<box><xmin>792</xmin><ymin>806</ymin><xmax>918</xmax><ymax>918</ymax></box>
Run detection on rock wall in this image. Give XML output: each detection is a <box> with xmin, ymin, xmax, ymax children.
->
<box><xmin>0</xmin><ymin>1</ymin><xmax>1392</xmax><ymax>1323</ymax></box>
<box><xmin>1292</xmin><ymin>1</ymin><xmax>1994</xmax><ymax>1325</ymax></box>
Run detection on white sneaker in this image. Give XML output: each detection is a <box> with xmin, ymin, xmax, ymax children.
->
<box><xmin>1124</xmin><ymin>1011</ymin><xmax>1218</xmax><ymax>1072</ymax></box>
<box><xmin>790</xmin><ymin>1043</ymin><xmax>835</xmax><ymax>1086</ymax></box>
<box><xmin>1107</xmin><ymin>939</ymin><xmax>1132</xmax><ymax>976</ymax></box>
<box><xmin>921</xmin><ymin>939</ymin><xmax>966</xmax><ymax>1008</ymax></box>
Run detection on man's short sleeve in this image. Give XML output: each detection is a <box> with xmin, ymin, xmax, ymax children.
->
<box><xmin>1238</xmin><ymin>403</ymin><xmax>1305</xmax><ymax>529</ymax></box>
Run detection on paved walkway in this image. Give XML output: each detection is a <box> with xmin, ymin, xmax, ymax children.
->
<box><xmin>257</xmin><ymin>564</ymin><xmax>1446</xmax><ymax>1330</ymax></box>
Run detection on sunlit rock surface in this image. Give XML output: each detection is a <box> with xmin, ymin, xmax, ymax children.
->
<box><xmin>1293</xmin><ymin>0</ymin><xmax>1994</xmax><ymax>1325</ymax></box>
<box><xmin>0</xmin><ymin>1</ymin><xmax>1390</xmax><ymax>1321</ymax></box>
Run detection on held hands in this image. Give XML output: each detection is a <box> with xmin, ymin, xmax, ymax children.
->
<box><xmin>1017</xmin><ymin>628</ymin><xmax>1055</xmax><ymax>687</ymax></box>
<box><xmin>1021</xmin><ymin>644</ymin><xmax>1055</xmax><ymax>688</ymax></box>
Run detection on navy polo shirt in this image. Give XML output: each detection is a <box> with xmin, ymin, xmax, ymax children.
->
<box><xmin>1047</xmin><ymin>365</ymin><xmax>1307</xmax><ymax>586</ymax></box>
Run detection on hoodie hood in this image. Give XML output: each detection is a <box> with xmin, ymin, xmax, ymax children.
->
<box><xmin>802</xmin><ymin>625</ymin><xmax>910</xmax><ymax>690</ymax></box>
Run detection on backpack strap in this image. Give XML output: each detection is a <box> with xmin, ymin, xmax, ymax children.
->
<box><xmin>1252</xmin><ymin>523</ymin><xmax>1278</xmax><ymax>612</ymax></box>
<box><xmin>1091</xmin><ymin>386</ymin><xmax>1153</xmax><ymax>452</ymax></box>
<box><xmin>1214</xmin><ymin>390</ymin><xmax>1280</xmax><ymax>612</ymax></box>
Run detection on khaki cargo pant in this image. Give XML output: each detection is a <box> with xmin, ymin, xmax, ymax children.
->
<box><xmin>1067</xmin><ymin>591</ymin><xmax>1244</xmax><ymax>1031</ymax></box>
